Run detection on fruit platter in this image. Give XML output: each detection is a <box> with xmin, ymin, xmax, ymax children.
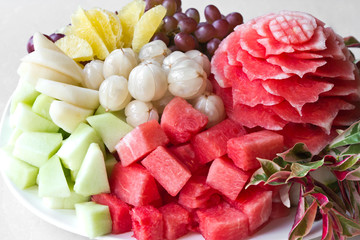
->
<box><xmin>1</xmin><ymin>0</ymin><xmax>360</xmax><ymax>240</ymax></box>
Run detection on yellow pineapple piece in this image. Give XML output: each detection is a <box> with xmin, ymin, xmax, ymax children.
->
<box><xmin>118</xmin><ymin>0</ymin><xmax>146</xmax><ymax>48</ymax></box>
<box><xmin>132</xmin><ymin>5</ymin><xmax>166</xmax><ymax>52</ymax></box>
<box><xmin>86</xmin><ymin>8</ymin><xmax>117</xmax><ymax>53</ymax></box>
<box><xmin>71</xmin><ymin>7</ymin><xmax>109</xmax><ymax>60</ymax></box>
<box><xmin>105</xmin><ymin>10</ymin><xmax>123</xmax><ymax>48</ymax></box>
<box><xmin>55</xmin><ymin>35</ymin><xmax>93</xmax><ymax>62</ymax></box>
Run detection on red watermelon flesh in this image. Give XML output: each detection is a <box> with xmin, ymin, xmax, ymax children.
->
<box><xmin>271</xmin><ymin>98</ymin><xmax>354</xmax><ymax>134</ymax></box>
<box><xmin>115</xmin><ymin>120</ymin><xmax>169</xmax><ymax>167</ymax></box>
<box><xmin>286</xmin><ymin>52</ymin><xmax>323</xmax><ymax>59</ymax></box>
<box><xmin>178</xmin><ymin>176</ymin><xmax>221</xmax><ymax>210</ymax></box>
<box><xmin>227</xmin><ymin>130</ymin><xmax>284</xmax><ymax>171</ymax></box>
<box><xmin>210</xmin><ymin>74</ymin><xmax>233</xmax><ymax>115</ymax></box>
<box><xmin>159</xmin><ymin>203</ymin><xmax>191</xmax><ymax>240</ymax></box>
<box><xmin>232</xmin><ymin>69</ymin><xmax>283</xmax><ymax>107</ymax></box>
<box><xmin>168</xmin><ymin>144</ymin><xmax>201</xmax><ymax>174</ymax></box>
<box><xmin>211</xmin><ymin>46</ymin><xmax>233</xmax><ymax>88</ymax></box>
<box><xmin>91</xmin><ymin>193</ymin><xmax>132</xmax><ymax>234</ymax></box>
<box><xmin>142</xmin><ymin>146</ymin><xmax>192</xmax><ymax>197</ymax></box>
<box><xmin>109</xmin><ymin>163</ymin><xmax>161</xmax><ymax>207</ymax></box>
<box><xmin>238</xmin><ymin>23</ymin><xmax>266</xmax><ymax>58</ymax></box>
<box><xmin>228</xmin><ymin>187</ymin><xmax>272</xmax><ymax>233</ymax></box>
<box><xmin>333</xmin><ymin>101</ymin><xmax>360</xmax><ymax>126</ymax></box>
<box><xmin>261</xmin><ymin>76</ymin><xmax>334</xmax><ymax>112</ymax></box>
<box><xmin>191</xmin><ymin>118</ymin><xmax>246</xmax><ymax>164</ymax></box>
<box><xmin>318</xmin><ymin>28</ymin><xmax>346</xmax><ymax>60</ymax></box>
<box><xmin>266</xmin><ymin>53</ymin><xmax>326</xmax><ymax>77</ymax></box>
<box><xmin>196</xmin><ymin>201</ymin><xmax>249</xmax><ymax>240</ymax></box>
<box><xmin>236</xmin><ymin>48</ymin><xmax>291</xmax><ymax>81</ymax></box>
<box><xmin>131</xmin><ymin>205</ymin><xmax>163</xmax><ymax>240</ymax></box>
<box><xmin>270</xmin><ymin>202</ymin><xmax>291</xmax><ymax>220</ymax></box>
<box><xmin>230</xmin><ymin>104</ymin><xmax>288</xmax><ymax>130</ymax></box>
<box><xmin>279</xmin><ymin>123</ymin><xmax>338</xmax><ymax>154</ymax></box>
<box><xmin>223</xmin><ymin>30</ymin><xmax>243</xmax><ymax>65</ymax></box>
<box><xmin>257</xmin><ymin>37</ymin><xmax>295</xmax><ymax>56</ymax></box>
<box><xmin>161</xmin><ymin>97</ymin><xmax>208</xmax><ymax>145</ymax></box>
<box><xmin>206</xmin><ymin>156</ymin><xmax>251</xmax><ymax>200</ymax></box>
<box><xmin>320</xmin><ymin>77</ymin><xmax>360</xmax><ymax>97</ymax></box>
<box><xmin>313</xmin><ymin>57</ymin><xmax>355</xmax><ymax>80</ymax></box>
<box><xmin>291</xmin><ymin>26</ymin><xmax>327</xmax><ymax>52</ymax></box>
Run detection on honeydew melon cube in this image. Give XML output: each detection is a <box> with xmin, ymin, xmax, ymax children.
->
<box><xmin>8</xmin><ymin>128</ymin><xmax>23</xmax><ymax>146</ymax></box>
<box><xmin>57</xmin><ymin>123</ymin><xmax>104</xmax><ymax>171</ymax></box>
<box><xmin>17</xmin><ymin>62</ymin><xmax>79</xmax><ymax>86</ymax></box>
<box><xmin>38</xmin><ymin>155</ymin><xmax>70</xmax><ymax>198</ymax></box>
<box><xmin>42</xmin><ymin>187</ymin><xmax>90</xmax><ymax>209</ymax></box>
<box><xmin>10</xmin><ymin>80</ymin><xmax>40</xmax><ymax>113</ymax></box>
<box><xmin>87</xmin><ymin>113</ymin><xmax>133</xmax><ymax>152</ymax></box>
<box><xmin>32</xmin><ymin>94</ymin><xmax>55</xmax><ymax>120</ymax></box>
<box><xmin>13</xmin><ymin>132</ymin><xmax>63</xmax><ymax>167</ymax></box>
<box><xmin>35</xmin><ymin>78</ymin><xmax>99</xmax><ymax>109</ymax></box>
<box><xmin>75</xmin><ymin>202</ymin><xmax>112</xmax><ymax>238</ymax></box>
<box><xmin>21</xmin><ymin>48</ymin><xmax>84</xmax><ymax>84</ymax></box>
<box><xmin>49</xmin><ymin>100</ymin><xmax>94</xmax><ymax>133</ymax></box>
<box><xmin>105</xmin><ymin>153</ymin><xmax>117</xmax><ymax>177</ymax></box>
<box><xmin>74</xmin><ymin>143</ymin><xmax>110</xmax><ymax>196</ymax></box>
<box><xmin>95</xmin><ymin>105</ymin><xmax>126</xmax><ymax>122</ymax></box>
<box><xmin>12</xmin><ymin>103</ymin><xmax>59</xmax><ymax>132</ymax></box>
<box><xmin>2</xmin><ymin>146</ymin><xmax>38</xmax><ymax>189</ymax></box>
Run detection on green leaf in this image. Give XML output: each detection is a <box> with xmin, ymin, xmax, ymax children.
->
<box><xmin>287</xmin><ymin>159</ymin><xmax>324</xmax><ymax>182</ymax></box>
<box><xmin>257</xmin><ymin>158</ymin><xmax>282</xmax><ymax>176</ymax></box>
<box><xmin>330</xmin><ymin>121</ymin><xmax>360</xmax><ymax>148</ymax></box>
<box><xmin>347</xmin><ymin>181</ymin><xmax>360</xmax><ymax>220</ymax></box>
<box><xmin>246</xmin><ymin>168</ymin><xmax>268</xmax><ymax>188</ymax></box>
<box><xmin>330</xmin><ymin>154</ymin><xmax>360</xmax><ymax>171</ymax></box>
<box><xmin>289</xmin><ymin>200</ymin><xmax>318</xmax><ymax>240</ymax></box>
<box><xmin>341</xmin><ymin>144</ymin><xmax>360</xmax><ymax>156</ymax></box>
<box><xmin>273</xmin><ymin>156</ymin><xmax>288</xmax><ymax>168</ymax></box>
<box><xmin>266</xmin><ymin>171</ymin><xmax>291</xmax><ymax>185</ymax></box>
<box><xmin>277</xmin><ymin>143</ymin><xmax>312</xmax><ymax>163</ymax></box>
<box><xmin>344</xmin><ymin>36</ymin><xmax>360</xmax><ymax>45</ymax></box>
<box><xmin>331</xmin><ymin>209</ymin><xmax>360</xmax><ymax>236</ymax></box>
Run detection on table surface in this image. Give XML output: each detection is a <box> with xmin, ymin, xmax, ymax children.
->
<box><xmin>1</xmin><ymin>0</ymin><xmax>360</xmax><ymax>239</ymax></box>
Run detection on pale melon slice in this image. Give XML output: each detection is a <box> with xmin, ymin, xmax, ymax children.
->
<box><xmin>32</xmin><ymin>94</ymin><xmax>55</xmax><ymax>120</ymax></box>
<box><xmin>94</xmin><ymin>105</ymin><xmax>126</xmax><ymax>122</ymax></box>
<box><xmin>57</xmin><ymin>123</ymin><xmax>104</xmax><ymax>171</ymax></box>
<box><xmin>105</xmin><ymin>153</ymin><xmax>117</xmax><ymax>177</ymax></box>
<box><xmin>49</xmin><ymin>100</ymin><xmax>94</xmax><ymax>133</ymax></box>
<box><xmin>35</xmin><ymin>78</ymin><xmax>99</xmax><ymax>109</ymax></box>
<box><xmin>38</xmin><ymin>155</ymin><xmax>70</xmax><ymax>198</ymax></box>
<box><xmin>12</xmin><ymin>103</ymin><xmax>59</xmax><ymax>132</ymax></box>
<box><xmin>32</xmin><ymin>32</ymin><xmax>63</xmax><ymax>53</ymax></box>
<box><xmin>74</xmin><ymin>143</ymin><xmax>110</xmax><ymax>196</ymax></box>
<box><xmin>87</xmin><ymin>112</ymin><xmax>133</xmax><ymax>152</ymax></box>
<box><xmin>10</xmin><ymin>80</ymin><xmax>40</xmax><ymax>113</ymax></box>
<box><xmin>13</xmin><ymin>132</ymin><xmax>62</xmax><ymax>167</ymax></box>
<box><xmin>75</xmin><ymin>202</ymin><xmax>112</xmax><ymax>238</ymax></box>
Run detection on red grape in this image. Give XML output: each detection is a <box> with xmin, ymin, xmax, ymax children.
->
<box><xmin>49</xmin><ymin>33</ymin><xmax>65</xmax><ymax>42</ymax></box>
<box><xmin>151</xmin><ymin>32</ymin><xmax>170</xmax><ymax>46</ymax></box>
<box><xmin>207</xmin><ymin>38</ymin><xmax>221</xmax><ymax>56</ymax></box>
<box><xmin>174</xmin><ymin>32</ymin><xmax>196</xmax><ymax>51</ymax></box>
<box><xmin>226</xmin><ymin>12</ymin><xmax>244</xmax><ymax>30</ymax></box>
<box><xmin>204</xmin><ymin>5</ymin><xmax>221</xmax><ymax>23</ymax></box>
<box><xmin>173</xmin><ymin>12</ymin><xmax>187</xmax><ymax>22</ymax></box>
<box><xmin>145</xmin><ymin>0</ymin><xmax>164</xmax><ymax>11</ymax></box>
<box><xmin>194</xmin><ymin>23</ymin><xmax>216</xmax><ymax>43</ymax></box>
<box><xmin>178</xmin><ymin>17</ymin><xmax>197</xmax><ymax>33</ymax></box>
<box><xmin>185</xmin><ymin>8</ymin><xmax>200</xmax><ymax>23</ymax></box>
<box><xmin>162</xmin><ymin>0</ymin><xmax>177</xmax><ymax>16</ymax></box>
<box><xmin>212</xmin><ymin>19</ymin><xmax>230</xmax><ymax>39</ymax></box>
<box><xmin>163</xmin><ymin>16</ymin><xmax>178</xmax><ymax>33</ymax></box>
<box><xmin>27</xmin><ymin>33</ymin><xmax>52</xmax><ymax>53</ymax></box>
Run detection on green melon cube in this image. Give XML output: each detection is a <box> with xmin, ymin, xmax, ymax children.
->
<box><xmin>13</xmin><ymin>132</ymin><xmax>63</xmax><ymax>167</ymax></box>
<box><xmin>12</xmin><ymin>103</ymin><xmax>59</xmax><ymax>132</ymax></box>
<box><xmin>105</xmin><ymin>153</ymin><xmax>117</xmax><ymax>177</ymax></box>
<box><xmin>38</xmin><ymin>155</ymin><xmax>70</xmax><ymax>198</ymax></box>
<box><xmin>2</xmin><ymin>146</ymin><xmax>39</xmax><ymax>189</ymax></box>
<box><xmin>32</xmin><ymin>94</ymin><xmax>55</xmax><ymax>120</ymax></box>
<box><xmin>95</xmin><ymin>105</ymin><xmax>126</xmax><ymax>122</ymax></box>
<box><xmin>42</xmin><ymin>183</ymin><xmax>89</xmax><ymax>209</ymax></box>
<box><xmin>74</xmin><ymin>143</ymin><xmax>110</xmax><ymax>196</ymax></box>
<box><xmin>87</xmin><ymin>113</ymin><xmax>133</xmax><ymax>152</ymax></box>
<box><xmin>10</xmin><ymin>81</ymin><xmax>40</xmax><ymax>113</ymax></box>
<box><xmin>57</xmin><ymin>123</ymin><xmax>104</xmax><ymax>171</ymax></box>
<box><xmin>8</xmin><ymin>128</ymin><xmax>23</xmax><ymax>146</ymax></box>
<box><xmin>75</xmin><ymin>202</ymin><xmax>112</xmax><ymax>238</ymax></box>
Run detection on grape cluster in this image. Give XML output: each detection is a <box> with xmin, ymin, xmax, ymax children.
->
<box><xmin>146</xmin><ymin>0</ymin><xmax>243</xmax><ymax>57</ymax></box>
<box><xmin>27</xmin><ymin>33</ymin><xmax>65</xmax><ymax>53</ymax></box>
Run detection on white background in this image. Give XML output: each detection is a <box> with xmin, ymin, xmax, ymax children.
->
<box><xmin>1</xmin><ymin>0</ymin><xmax>360</xmax><ymax>239</ymax></box>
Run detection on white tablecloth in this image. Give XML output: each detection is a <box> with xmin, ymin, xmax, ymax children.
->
<box><xmin>1</xmin><ymin>0</ymin><xmax>360</xmax><ymax>239</ymax></box>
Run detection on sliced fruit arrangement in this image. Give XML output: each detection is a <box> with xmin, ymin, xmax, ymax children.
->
<box><xmin>3</xmin><ymin>1</ymin><xmax>360</xmax><ymax>240</ymax></box>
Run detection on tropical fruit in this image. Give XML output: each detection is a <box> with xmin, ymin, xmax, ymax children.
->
<box><xmin>55</xmin><ymin>35</ymin><xmax>93</xmax><ymax>61</ymax></box>
<box><xmin>211</xmin><ymin>10</ymin><xmax>360</xmax><ymax>153</ymax></box>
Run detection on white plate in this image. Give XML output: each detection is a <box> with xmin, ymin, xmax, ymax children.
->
<box><xmin>0</xmin><ymin>98</ymin><xmax>322</xmax><ymax>240</ymax></box>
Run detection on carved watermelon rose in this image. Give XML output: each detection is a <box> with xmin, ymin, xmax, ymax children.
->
<box><xmin>211</xmin><ymin>10</ymin><xmax>360</xmax><ymax>154</ymax></box>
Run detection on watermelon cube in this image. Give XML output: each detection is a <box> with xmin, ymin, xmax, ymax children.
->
<box><xmin>109</xmin><ymin>163</ymin><xmax>161</xmax><ymax>207</ymax></box>
<box><xmin>227</xmin><ymin>130</ymin><xmax>284</xmax><ymax>171</ymax></box>
<box><xmin>191</xmin><ymin>118</ymin><xmax>246</xmax><ymax>164</ymax></box>
<box><xmin>271</xmin><ymin>202</ymin><xmax>291</xmax><ymax>219</ymax></box>
<box><xmin>178</xmin><ymin>176</ymin><xmax>221</xmax><ymax>209</ymax></box>
<box><xmin>142</xmin><ymin>146</ymin><xmax>191</xmax><ymax>196</ymax></box>
<box><xmin>91</xmin><ymin>193</ymin><xmax>132</xmax><ymax>234</ymax></box>
<box><xmin>161</xmin><ymin>97</ymin><xmax>208</xmax><ymax>144</ymax></box>
<box><xmin>168</xmin><ymin>144</ymin><xmax>201</xmax><ymax>173</ymax></box>
<box><xmin>196</xmin><ymin>202</ymin><xmax>249</xmax><ymax>240</ymax></box>
<box><xmin>227</xmin><ymin>187</ymin><xmax>273</xmax><ymax>233</ymax></box>
<box><xmin>115</xmin><ymin>120</ymin><xmax>169</xmax><ymax>167</ymax></box>
<box><xmin>206</xmin><ymin>156</ymin><xmax>251</xmax><ymax>200</ymax></box>
<box><xmin>159</xmin><ymin>202</ymin><xmax>191</xmax><ymax>240</ymax></box>
<box><xmin>131</xmin><ymin>205</ymin><xmax>163</xmax><ymax>240</ymax></box>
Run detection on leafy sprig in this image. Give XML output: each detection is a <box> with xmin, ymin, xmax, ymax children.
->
<box><xmin>247</xmin><ymin>120</ymin><xmax>360</xmax><ymax>240</ymax></box>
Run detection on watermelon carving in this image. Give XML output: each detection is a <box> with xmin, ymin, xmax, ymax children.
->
<box><xmin>211</xmin><ymin>10</ymin><xmax>360</xmax><ymax>153</ymax></box>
